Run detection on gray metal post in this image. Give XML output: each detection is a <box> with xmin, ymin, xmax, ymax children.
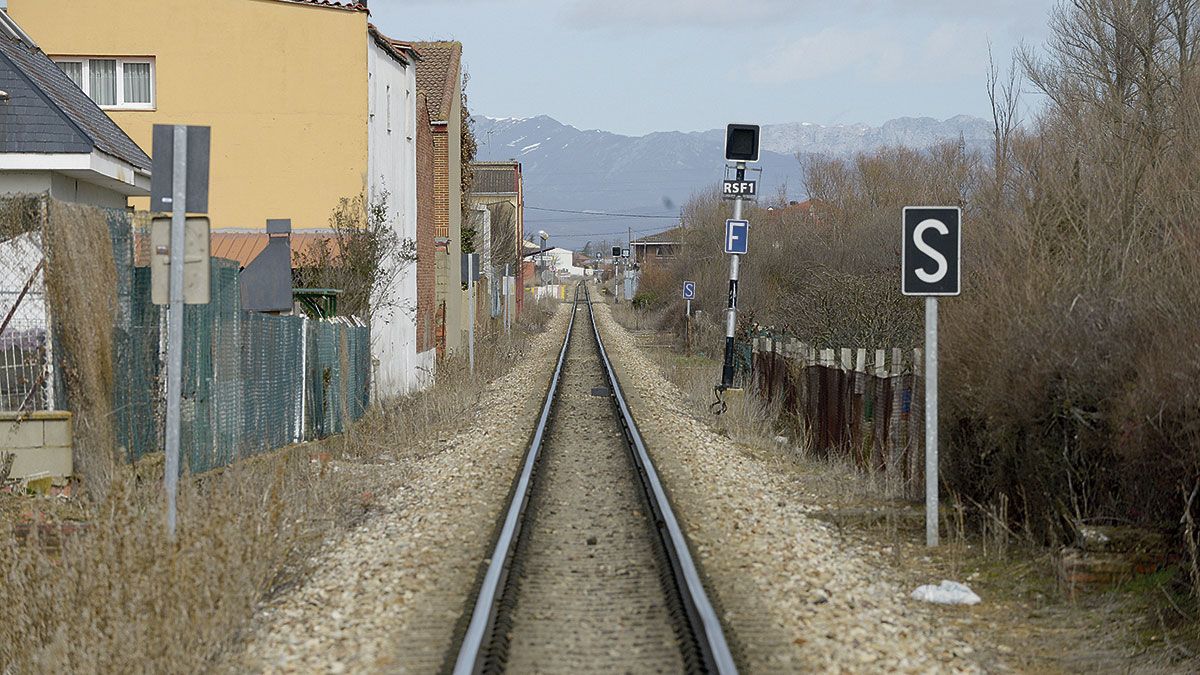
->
<box><xmin>468</xmin><ymin>279</ymin><xmax>476</xmax><ymax>374</ymax></box>
<box><xmin>925</xmin><ymin>296</ymin><xmax>938</xmax><ymax>547</ymax></box>
<box><xmin>164</xmin><ymin>125</ymin><xmax>187</xmax><ymax>538</ymax></box>
<box><xmin>720</xmin><ymin>163</ymin><xmax>745</xmax><ymax>389</ymax></box>
<box><xmin>503</xmin><ymin>264</ymin><xmax>511</xmax><ymax>335</ymax></box>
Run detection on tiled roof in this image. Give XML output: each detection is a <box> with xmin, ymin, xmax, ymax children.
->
<box><xmin>210</xmin><ymin>231</ymin><xmax>343</xmax><ymax>268</ymax></box>
<box><xmin>409</xmin><ymin>41</ymin><xmax>461</xmax><ymax>122</ymax></box>
<box><xmin>472</xmin><ymin>162</ymin><xmax>519</xmax><ymax>194</ymax></box>
<box><xmin>368</xmin><ymin>24</ymin><xmax>414</xmax><ymax>65</ymax></box>
<box><xmin>632</xmin><ymin>226</ymin><xmax>684</xmax><ymax>245</ymax></box>
<box><xmin>273</xmin><ymin>0</ymin><xmax>368</xmax><ymax>12</ymax></box>
<box><xmin>0</xmin><ymin>13</ymin><xmax>151</xmax><ymax>170</ymax></box>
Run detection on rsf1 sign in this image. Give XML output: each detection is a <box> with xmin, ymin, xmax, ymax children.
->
<box><xmin>902</xmin><ymin>207</ymin><xmax>960</xmax><ymax>296</ymax></box>
<box><xmin>722</xmin><ymin>180</ymin><xmax>756</xmax><ymax>198</ymax></box>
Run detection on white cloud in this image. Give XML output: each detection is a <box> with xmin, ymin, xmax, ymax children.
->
<box><xmin>748</xmin><ymin>21</ymin><xmax>994</xmax><ymax>85</ymax></box>
<box><xmin>560</xmin><ymin>0</ymin><xmax>1053</xmax><ymax>29</ymax></box>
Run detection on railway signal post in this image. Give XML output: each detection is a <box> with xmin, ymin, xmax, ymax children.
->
<box><xmin>682</xmin><ymin>280</ymin><xmax>696</xmax><ymax>355</ymax></box>
<box><xmin>901</xmin><ymin>206</ymin><xmax>962</xmax><ymax>547</ymax></box>
<box><xmin>716</xmin><ymin>124</ymin><xmax>759</xmax><ymax>405</ymax></box>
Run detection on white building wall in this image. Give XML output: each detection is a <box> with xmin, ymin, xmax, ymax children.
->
<box><xmin>367</xmin><ymin>41</ymin><xmax>432</xmax><ymax>398</ymax></box>
<box><xmin>543</xmin><ymin>247</ymin><xmax>586</xmax><ymax>277</ymax></box>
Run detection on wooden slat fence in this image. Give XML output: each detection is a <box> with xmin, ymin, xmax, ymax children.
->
<box><xmin>748</xmin><ymin>334</ymin><xmax>925</xmax><ymax>498</ymax></box>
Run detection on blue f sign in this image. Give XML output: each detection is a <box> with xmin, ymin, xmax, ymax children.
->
<box><xmin>724</xmin><ymin>219</ymin><xmax>749</xmax><ymax>255</ymax></box>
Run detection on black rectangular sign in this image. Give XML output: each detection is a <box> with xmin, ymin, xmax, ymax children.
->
<box><xmin>722</xmin><ymin>180</ymin><xmax>757</xmax><ymax>198</ymax></box>
<box><xmin>901</xmin><ymin>206</ymin><xmax>961</xmax><ymax>296</ymax></box>
<box><xmin>151</xmin><ymin>125</ymin><xmax>211</xmax><ymax>214</ymax></box>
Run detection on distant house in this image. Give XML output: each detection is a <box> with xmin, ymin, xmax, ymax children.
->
<box><xmin>469</xmin><ymin>160</ymin><xmax>525</xmax><ymax>317</ymax></box>
<box><xmin>9</xmin><ymin>0</ymin><xmax>431</xmax><ymax>397</ymax></box>
<box><xmin>631</xmin><ymin>226</ymin><xmax>684</xmax><ymax>273</ymax></box>
<box><xmin>410</xmin><ymin>40</ymin><xmax>467</xmax><ymax>358</ymax></box>
<box><xmin>539</xmin><ymin>247</ymin><xmax>586</xmax><ymax>278</ymax></box>
<box><xmin>764</xmin><ymin>199</ymin><xmax>825</xmax><ymax>225</ymax></box>
<box><xmin>0</xmin><ymin>11</ymin><xmax>150</xmax><ymax>208</ymax></box>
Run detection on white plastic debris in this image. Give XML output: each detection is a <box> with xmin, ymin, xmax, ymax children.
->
<box><xmin>910</xmin><ymin>580</ymin><xmax>981</xmax><ymax>605</ymax></box>
<box><xmin>773</xmin><ymin>435</ymin><xmax>789</xmax><ymax>446</ymax></box>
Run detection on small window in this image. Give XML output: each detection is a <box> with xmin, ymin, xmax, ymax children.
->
<box><xmin>123</xmin><ymin>61</ymin><xmax>152</xmax><ymax>104</ymax></box>
<box><xmin>57</xmin><ymin>60</ymin><xmax>83</xmax><ymax>88</ymax></box>
<box><xmin>89</xmin><ymin>58</ymin><xmax>117</xmax><ymax>106</ymax></box>
<box><xmin>52</xmin><ymin>56</ymin><xmax>155</xmax><ymax>110</ymax></box>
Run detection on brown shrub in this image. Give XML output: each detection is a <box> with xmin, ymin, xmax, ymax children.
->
<box><xmin>649</xmin><ymin>0</ymin><xmax>1200</xmax><ymax>551</ymax></box>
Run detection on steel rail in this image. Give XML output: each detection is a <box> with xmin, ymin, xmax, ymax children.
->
<box><xmin>452</xmin><ymin>285</ymin><xmax>581</xmax><ymax>675</ymax></box>
<box><xmin>585</xmin><ymin>285</ymin><xmax>739</xmax><ymax>675</ymax></box>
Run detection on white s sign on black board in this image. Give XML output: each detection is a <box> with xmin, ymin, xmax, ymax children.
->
<box><xmin>902</xmin><ymin>206</ymin><xmax>961</xmax><ymax>296</ymax></box>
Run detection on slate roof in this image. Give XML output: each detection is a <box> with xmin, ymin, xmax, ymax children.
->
<box><xmin>0</xmin><ymin>13</ymin><xmax>151</xmax><ymax>170</ymax></box>
<box><xmin>409</xmin><ymin>41</ymin><xmax>461</xmax><ymax>123</ymax></box>
<box><xmin>472</xmin><ymin>161</ymin><xmax>520</xmax><ymax>195</ymax></box>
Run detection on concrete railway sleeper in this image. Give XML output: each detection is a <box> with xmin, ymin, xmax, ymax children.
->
<box><xmin>451</xmin><ymin>284</ymin><xmax>736</xmax><ymax>674</ymax></box>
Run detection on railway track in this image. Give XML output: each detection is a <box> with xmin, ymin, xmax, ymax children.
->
<box><xmin>451</xmin><ymin>284</ymin><xmax>736</xmax><ymax>674</ymax></box>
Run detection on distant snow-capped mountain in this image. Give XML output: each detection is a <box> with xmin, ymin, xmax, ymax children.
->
<box><xmin>473</xmin><ymin>114</ymin><xmax>991</xmax><ymax>250</ymax></box>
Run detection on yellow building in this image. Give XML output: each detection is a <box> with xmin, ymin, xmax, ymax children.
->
<box><xmin>9</xmin><ymin>0</ymin><xmax>380</xmax><ymax>231</ymax></box>
<box><xmin>8</xmin><ymin>0</ymin><xmax>442</xmax><ymax>396</ymax></box>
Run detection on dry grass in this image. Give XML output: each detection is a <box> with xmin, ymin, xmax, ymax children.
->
<box><xmin>614</xmin><ymin>306</ymin><xmax>1200</xmax><ymax>672</ymax></box>
<box><xmin>0</xmin><ymin>302</ymin><xmax>557</xmax><ymax>672</ymax></box>
<box><xmin>638</xmin><ymin>1</ymin><xmax>1200</xmax><ymax>577</ymax></box>
<box><xmin>42</xmin><ymin>200</ymin><xmax>119</xmax><ymax>495</ymax></box>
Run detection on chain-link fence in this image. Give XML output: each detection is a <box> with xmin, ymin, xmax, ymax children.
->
<box><xmin>3</xmin><ymin>195</ymin><xmax>370</xmax><ymax>475</ymax></box>
<box><xmin>0</xmin><ymin>197</ymin><xmax>52</xmax><ymax>413</ymax></box>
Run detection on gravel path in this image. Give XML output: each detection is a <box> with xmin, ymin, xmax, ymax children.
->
<box><xmin>502</xmin><ymin>299</ymin><xmax>684</xmax><ymax>673</ymax></box>
<box><xmin>593</xmin><ymin>299</ymin><xmax>982</xmax><ymax>673</ymax></box>
<box><xmin>224</xmin><ymin>305</ymin><xmax>571</xmax><ymax>674</ymax></box>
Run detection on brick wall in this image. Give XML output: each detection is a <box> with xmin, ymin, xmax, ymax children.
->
<box><xmin>432</xmin><ymin>128</ymin><xmax>450</xmax><ymax>239</ymax></box>
<box><xmin>415</xmin><ymin>93</ymin><xmax>436</xmax><ymax>354</ymax></box>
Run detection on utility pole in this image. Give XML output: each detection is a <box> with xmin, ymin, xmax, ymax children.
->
<box><xmin>164</xmin><ymin>127</ymin><xmax>187</xmax><ymax>538</ymax></box>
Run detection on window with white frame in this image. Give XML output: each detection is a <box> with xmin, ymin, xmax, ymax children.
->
<box><xmin>53</xmin><ymin>57</ymin><xmax>155</xmax><ymax>110</ymax></box>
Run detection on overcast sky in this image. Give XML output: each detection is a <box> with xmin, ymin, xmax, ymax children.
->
<box><xmin>371</xmin><ymin>0</ymin><xmax>1058</xmax><ymax>136</ymax></box>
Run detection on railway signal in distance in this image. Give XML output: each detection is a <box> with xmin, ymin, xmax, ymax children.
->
<box><xmin>902</xmin><ymin>206</ymin><xmax>961</xmax><ymax>296</ymax></box>
<box><xmin>724</xmin><ymin>124</ymin><xmax>760</xmax><ymax>163</ymax></box>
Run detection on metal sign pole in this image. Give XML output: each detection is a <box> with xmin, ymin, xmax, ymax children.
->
<box><xmin>925</xmin><ymin>296</ymin><xmax>939</xmax><ymax>547</ymax></box>
<box><xmin>468</xmin><ymin>274</ymin><xmax>476</xmax><ymax>374</ymax></box>
<box><xmin>164</xmin><ymin>125</ymin><xmax>187</xmax><ymax>539</ymax></box>
<box><xmin>720</xmin><ymin>162</ymin><xmax>746</xmax><ymax>389</ymax></box>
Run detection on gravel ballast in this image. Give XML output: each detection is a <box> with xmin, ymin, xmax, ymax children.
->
<box><xmin>593</xmin><ymin>300</ymin><xmax>982</xmax><ymax>673</ymax></box>
<box><xmin>226</xmin><ymin>306</ymin><xmax>571</xmax><ymax>674</ymax></box>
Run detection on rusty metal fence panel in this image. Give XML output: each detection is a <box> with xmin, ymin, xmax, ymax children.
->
<box><xmin>746</xmin><ymin>335</ymin><xmax>924</xmax><ymax>498</ymax></box>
